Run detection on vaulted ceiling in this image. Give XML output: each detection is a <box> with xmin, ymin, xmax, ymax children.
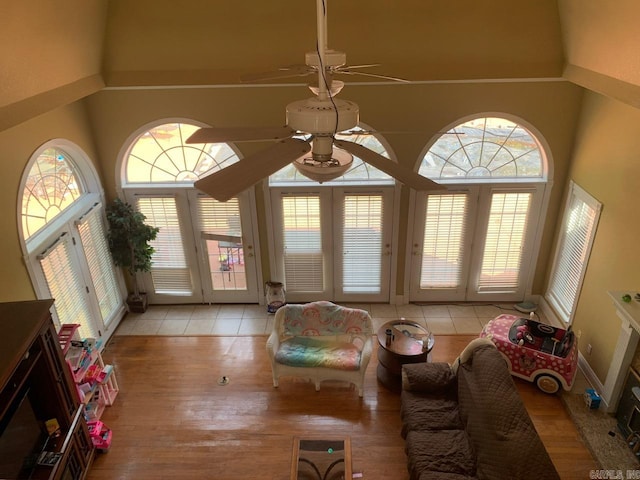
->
<box><xmin>2</xmin><ymin>0</ymin><xmax>640</xmax><ymax>132</ymax></box>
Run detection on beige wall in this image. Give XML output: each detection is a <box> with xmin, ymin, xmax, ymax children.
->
<box><xmin>85</xmin><ymin>80</ymin><xmax>583</xmax><ymax>295</ymax></box>
<box><xmin>557</xmin><ymin>91</ymin><xmax>640</xmax><ymax>382</ymax></box>
<box><xmin>0</xmin><ymin>1</ymin><xmax>107</xmax><ymax>109</ymax></box>
<box><xmin>0</xmin><ymin>101</ymin><xmax>102</xmax><ymax>302</ymax></box>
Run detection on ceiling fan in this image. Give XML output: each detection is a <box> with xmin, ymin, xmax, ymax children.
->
<box><xmin>187</xmin><ymin>0</ymin><xmax>445</xmax><ymax>202</ymax></box>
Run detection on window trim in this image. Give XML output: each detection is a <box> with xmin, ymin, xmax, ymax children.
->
<box><xmin>545</xmin><ymin>181</ymin><xmax>602</xmax><ymax>324</ymax></box>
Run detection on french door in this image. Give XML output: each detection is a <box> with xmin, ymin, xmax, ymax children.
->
<box><xmin>410</xmin><ymin>184</ymin><xmax>543</xmax><ymax>302</ymax></box>
<box><xmin>190</xmin><ymin>191</ymin><xmax>260</xmax><ymax>303</ymax></box>
<box><xmin>270</xmin><ymin>187</ymin><xmax>393</xmax><ymax>303</ymax></box>
<box><xmin>33</xmin><ymin>202</ymin><xmax>125</xmax><ymax>343</ymax></box>
<box><xmin>124</xmin><ymin>189</ymin><xmax>260</xmax><ymax>304</ymax></box>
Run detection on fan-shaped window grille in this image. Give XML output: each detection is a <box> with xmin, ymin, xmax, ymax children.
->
<box><xmin>22</xmin><ymin>148</ymin><xmax>85</xmax><ymax>240</ymax></box>
<box><xmin>124</xmin><ymin>123</ymin><xmax>240</xmax><ymax>184</ymax></box>
<box><xmin>420</xmin><ymin>117</ymin><xmax>544</xmax><ymax>181</ymax></box>
<box><xmin>269</xmin><ymin>128</ymin><xmax>394</xmax><ymax>185</ymax></box>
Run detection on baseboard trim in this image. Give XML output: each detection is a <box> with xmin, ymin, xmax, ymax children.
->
<box><xmin>577</xmin><ymin>352</ymin><xmax>609</xmax><ymax>410</ymax></box>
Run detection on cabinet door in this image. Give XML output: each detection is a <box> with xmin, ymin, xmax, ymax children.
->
<box><xmin>53</xmin><ymin>407</ymin><xmax>94</xmax><ymax>480</ymax></box>
<box><xmin>56</xmin><ymin>443</ymin><xmax>84</xmax><ymax>480</ymax></box>
<box><xmin>40</xmin><ymin>322</ymin><xmax>78</xmax><ymax>420</ymax></box>
<box><xmin>617</xmin><ymin>368</ymin><xmax>640</xmax><ymax>435</ymax></box>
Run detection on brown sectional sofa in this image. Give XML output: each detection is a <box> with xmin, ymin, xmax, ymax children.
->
<box><xmin>400</xmin><ymin>338</ymin><xmax>560</xmax><ymax>480</ymax></box>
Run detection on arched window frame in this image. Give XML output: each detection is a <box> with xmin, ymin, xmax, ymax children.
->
<box><xmin>406</xmin><ymin>113</ymin><xmax>554</xmax><ymax>303</ymax></box>
<box><xmin>19</xmin><ymin>139</ymin><xmax>125</xmax><ymax>342</ymax></box>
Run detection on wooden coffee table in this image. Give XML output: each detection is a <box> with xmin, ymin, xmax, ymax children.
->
<box><xmin>376</xmin><ymin>319</ymin><xmax>434</xmax><ymax>391</ymax></box>
<box><xmin>291</xmin><ymin>436</ymin><xmax>352</xmax><ymax>480</ymax></box>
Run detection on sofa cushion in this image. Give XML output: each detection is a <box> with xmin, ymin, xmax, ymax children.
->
<box><xmin>274</xmin><ymin>336</ymin><xmax>361</xmax><ymax>370</ymax></box>
<box><xmin>456</xmin><ymin>344</ymin><xmax>560</xmax><ymax>480</ymax></box>
<box><xmin>405</xmin><ymin>429</ymin><xmax>476</xmax><ymax>480</ymax></box>
<box><xmin>401</xmin><ymin>391</ymin><xmax>462</xmax><ymax>437</ymax></box>
<box><xmin>402</xmin><ymin>362</ymin><xmax>456</xmax><ymax>394</ymax></box>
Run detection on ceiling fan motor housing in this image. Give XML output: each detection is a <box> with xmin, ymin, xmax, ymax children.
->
<box><xmin>286</xmin><ymin>97</ymin><xmax>359</xmax><ymax>135</ymax></box>
<box><xmin>305</xmin><ymin>50</ymin><xmax>347</xmax><ymax>68</ymax></box>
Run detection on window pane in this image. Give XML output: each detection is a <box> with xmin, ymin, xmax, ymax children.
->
<box><xmin>281</xmin><ymin>195</ymin><xmax>323</xmax><ymax>292</ymax></box>
<box><xmin>38</xmin><ymin>234</ymin><xmax>96</xmax><ymax>339</ymax></box>
<box><xmin>420</xmin><ymin>194</ymin><xmax>468</xmax><ymax>288</ymax></box>
<box><xmin>136</xmin><ymin>196</ymin><xmax>193</xmax><ymax>295</ymax></box>
<box><xmin>22</xmin><ymin>148</ymin><xmax>85</xmax><ymax>239</ymax></box>
<box><xmin>546</xmin><ymin>183</ymin><xmax>601</xmax><ymax>321</ymax></box>
<box><xmin>125</xmin><ymin>123</ymin><xmax>240</xmax><ymax>184</ymax></box>
<box><xmin>77</xmin><ymin>207</ymin><xmax>122</xmax><ymax>325</ymax></box>
<box><xmin>342</xmin><ymin>195</ymin><xmax>383</xmax><ymax>294</ymax></box>
<box><xmin>198</xmin><ymin>196</ymin><xmax>247</xmax><ymax>291</ymax></box>
<box><xmin>420</xmin><ymin>117</ymin><xmax>543</xmax><ymax>181</ymax></box>
<box><xmin>478</xmin><ymin>192</ymin><xmax>531</xmax><ymax>292</ymax></box>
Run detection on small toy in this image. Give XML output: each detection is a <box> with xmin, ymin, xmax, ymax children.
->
<box><xmin>87</xmin><ymin>420</ymin><xmax>112</xmax><ymax>452</ymax></box>
<box><xmin>584</xmin><ymin>388</ymin><xmax>601</xmax><ymax>409</ymax></box>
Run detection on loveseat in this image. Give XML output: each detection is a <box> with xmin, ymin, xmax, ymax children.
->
<box><xmin>400</xmin><ymin>338</ymin><xmax>560</xmax><ymax>480</ymax></box>
<box><xmin>266</xmin><ymin>301</ymin><xmax>373</xmax><ymax>397</ymax></box>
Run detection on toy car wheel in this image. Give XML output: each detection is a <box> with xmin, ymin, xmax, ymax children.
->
<box><xmin>535</xmin><ymin>374</ymin><xmax>561</xmax><ymax>394</ymax></box>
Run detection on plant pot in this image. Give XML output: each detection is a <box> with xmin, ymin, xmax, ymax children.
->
<box><xmin>127</xmin><ymin>293</ymin><xmax>148</xmax><ymax>313</ymax></box>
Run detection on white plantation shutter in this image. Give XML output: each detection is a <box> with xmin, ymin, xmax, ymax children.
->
<box><xmin>420</xmin><ymin>194</ymin><xmax>468</xmax><ymax>289</ymax></box>
<box><xmin>281</xmin><ymin>195</ymin><xmax>323</xmax><ymax>292</ymax></box>
<box><xmin>547</xmin><ymin>182</ymin><xmax>601</xmax><ymax>322</ymax></box>
<box><xmin>38</xmin><ymin>233</ymin><xmax>97</xmax><ymax>340</ymax></box>
<box><xmin>477</xmin><ymin>192</ymin><xmax>531</xmax><ymax>292</ymax></box>
<box><xmin>136</xmin><ymin>196</ymin><xmax>193</xmax><ymax>295</ymax></box>
<box><xmin>198</xmin><ymin>196</ymin><xmax>242</xmax><ymax>237</ymax></box>
<box><xmin>76</xmin><ymin>205</ymin><xmax>122</xmax><ymax>325</ymax></box>
<box><xmin>342</xmin><ymin>194</ymin><xmax>383</xmax><ymax>294</ymax></box>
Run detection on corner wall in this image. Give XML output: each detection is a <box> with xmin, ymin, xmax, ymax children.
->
<box><xmin>559</xmin><ymin>91</ymin><xmax>640</xmax><ymax>382</ymax></box>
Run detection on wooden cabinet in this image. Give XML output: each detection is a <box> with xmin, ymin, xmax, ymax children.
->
<box><xmin>0</xmin><ymin>300</ymin><xmax>94</xmax><ymax>480</ymax></box>
<box><xmin>616</xmin><ymin>367</ymin><xmax>640</xmax><ymax>437</ymax></box>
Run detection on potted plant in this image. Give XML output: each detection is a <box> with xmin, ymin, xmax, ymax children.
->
<box><xmin>106</xmin><ymin>198</ymin><xmax>159</xmax><ymax>313</ymax></box>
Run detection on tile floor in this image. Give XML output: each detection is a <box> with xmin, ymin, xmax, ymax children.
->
<box><xmin>113</xmin><ymin>302</ymin><xmax>545</xmax><ymax>337</ymax></box>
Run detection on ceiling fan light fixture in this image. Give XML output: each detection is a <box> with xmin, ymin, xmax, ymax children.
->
<box><xmin>308</xmin><ymin>80</ymin><xmax>345</xmax><ymax>97</ymax></box>
<box><xmin>293</xmin><ymin>147</ymin><xmax>353</xmax><ymax>183</ymax></box>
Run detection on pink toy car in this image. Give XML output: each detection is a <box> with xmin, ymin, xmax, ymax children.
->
<box><xmin>480</xmin><ymin>314</ymin><xmax>578</xmax><ymax>394</ymax></box>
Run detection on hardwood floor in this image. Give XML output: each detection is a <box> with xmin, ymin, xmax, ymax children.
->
<box><xmin>87</xmin><ymin>334</ymin><xmax>597</xmax><ymax>480</ymax></box>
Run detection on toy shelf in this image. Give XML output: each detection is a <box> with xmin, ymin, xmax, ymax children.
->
<box><xmin>57</xmin><ymin>327</ymin><xmax>119</xmax><ymax>419</ymax></box>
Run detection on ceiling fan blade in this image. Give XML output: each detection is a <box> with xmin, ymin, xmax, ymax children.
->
<box><xmin>241</xmin><ymin>65</ymin><xmax>315</xmax><ymax>82</ymax></box>
<box><xmin>334</xmin><ymin>140</ymin><xmax>445</xmax><ymax>191</ymax></box>
<box><xmin>194</xmin><ymin>138</ymin><xmax>311</xmax><ymax>202</ymax></box>
<box><xmin>335</xmin><ymin>63</ymin><xmax>381</xmax><ymax>70</ymax></box>
<box><xmin>337</xmin><ymin>70</ymin><xmax>410</xmax><ymax>83</ymax></box>
<box><xmin>186</xmin><ymin>126</ymin><xmax>296</xmax><ymax>144</ymax></box>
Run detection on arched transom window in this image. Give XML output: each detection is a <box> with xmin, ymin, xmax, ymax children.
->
<box><xmin>124</xmin><ymin>123</ymin><xmax>240</xmax><ymax>184</ymax></box>
<box><xmin>420</xmin><ymin>117</ymin><xmax>544</xmax><ymax>181</ymax></box>
<box><xmin>22</xmin><ymin>148</ymin><xmax>85</xmax><ymax>240</ymax></box>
